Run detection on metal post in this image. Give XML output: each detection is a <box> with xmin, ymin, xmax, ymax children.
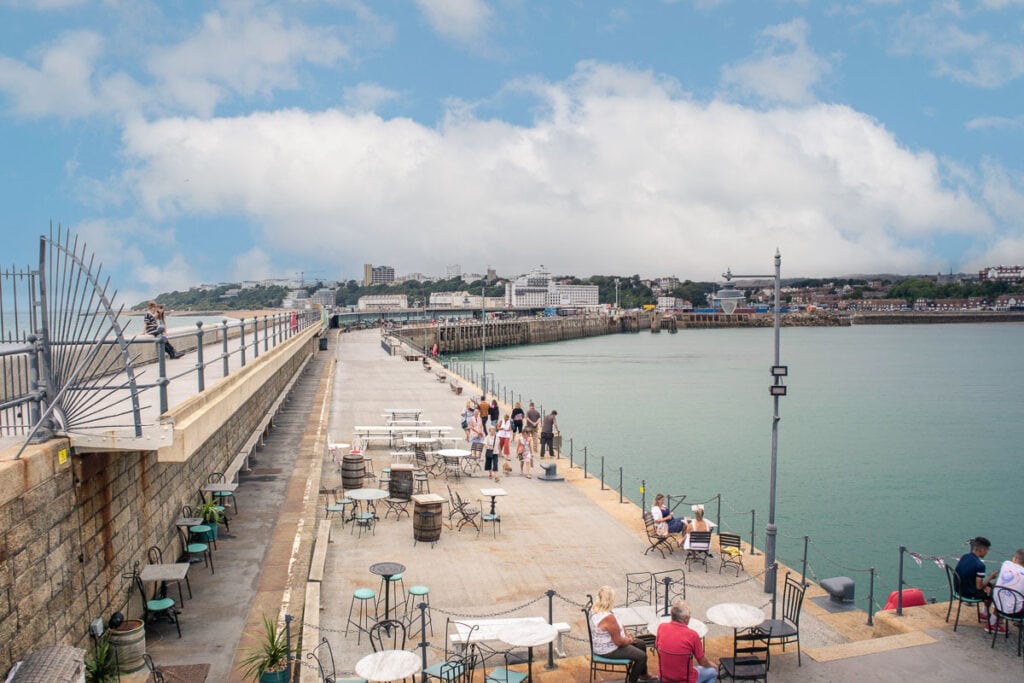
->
<box><xmin>765</xmin><ymin>250</ymin><xmax>783</xmax><ymax>599</ymax></box>
<box><xmin>600</xmin><ymin>456</ymin><xmax>605</xmax><ymax>490</ymax></box>
<box><xmin>583</xmin><ymin>447</ymin><xmax>588</xmax><ymax>479</ymax></box>
<box><xmin>239</xmin><ymin>317</ymin><xmax>246</xmax><ymax>366</ymax></box>
<box><xmin>641</xmin><ymin>480</ymin><xmax>646</xmax><ymax>512</ymax></box>
<box><xmin>618</xmin><ymin>467</ymin><xmax>623</xmax><ymax>503</ymax></box>
<box><xmin>272</xmin><ymin>313</ymin><xmax>278</xmax><ymax>346</ymax></box>
<box><xmin>195</xmin><ymin>322</ymin><xmax>205</xmax><ymax>392</ymax></box>
<box><xmin>716</xmin><ymin>494</ymin><xmax>722</xmax><ymax>534</ymax></box>
<box><xmin>284</xmin><ymin>613</ymin><xmax>293</xmax><ymax>679</ymax></box>
<box><xmin>481</xmin><ymin>286</ymin><xmax>486</xmax><ymax>396</ymax></box>
<box><xmin>867</xmin><ymin>568</ymin><xmax>876</xmax><ymax>626</ymax></box>
<box><xmin>749</xmin><ymin>510</ymin><xmax>757</xmax><ymax>555</ymax></box>
<box><xmin>252</xmin><ymin>315</ymin><xmax>259</xmax><ymax>358</ymax></box>
<box><xmin>771</xmin><ymin>565</ymin><xmax>779</xmax><ymax>620</ymax></box>
<box><xmin>801</xmin><ymin>536</ymin><xmax>809</xmax><ymax>586</ymax></box>
<box><xmin>897</xmin><ymin>546</ymin><xmax>905</xmax><ymax>616</ymax></box>
<box><xmin>221</xmin><ymin>319</ymin><xmax>229</xmax><ymax>377</ymax></box>
<box><xmin>157</xmin><ymin>333</ymin><xmax>168</xmax><ymax>414</ymax></box>
<box><xmin>569</xmin><ymin>438</ymin><xmax>574</xmax><ymax>469</ymax></box>
<box><xmin>263</xmin><ymin>315</ymin><xmax>269</xmax><ymax>352</ymax></box>
<box><xmin>419</xmin><ymin>602</ymin><xmax>429</xmax><ymax>683</ymax></box>
<box><xmin>545</xmin><ymin>590</ymin><xmax>557</xmax><ymax>670</ymax></box>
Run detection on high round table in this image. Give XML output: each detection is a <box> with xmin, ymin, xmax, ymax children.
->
<box><xmin>370</xmin><ymin>561</ymin><xmax>407</xmax><ymax>620</ymax></box>
<box><xmin>498</xmin><ymin>621</ymin><xmax>558</xmax><ymax>681</ymax></box>
<box><xmin>355</xmin><ymin>649</ymin><xmax>421</xmax><ymax>682</ymax></box>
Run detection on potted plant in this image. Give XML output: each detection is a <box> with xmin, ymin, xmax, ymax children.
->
<box><xmin>195</xmin><ymin>498</ymin><xmax>222</xmax><ymax>541</ymax></box>
<box><xmin>85</xmin><ymin>633</ymin><xmax>118</xmax><ymax>683</ymax></box>
<box><xmin>240</xmin><ymin>615</ymin><xmax>292</xmax><ymax>682</ymax></box>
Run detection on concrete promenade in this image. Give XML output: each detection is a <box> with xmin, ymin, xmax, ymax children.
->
<box><xmin>140</xmin><ymin>328</ymin><xmax>1022</xmax><ymax>682</ymax></box>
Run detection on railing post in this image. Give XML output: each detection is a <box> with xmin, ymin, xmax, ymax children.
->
<box><xmin>600</xmin><ymin>456</ymin><xmax>605</xmax><ymax>490</ymax></box>
<box><xmin>419</xmin><ymin>602</ymin><xmax>429</xmax><ymax>683</ymax></box>
<box><xmin>263</xmin><ymin>315</ymin><xmax>269</xmax><ymax>352</ymax></box>
<box><xmin>867</xmin><ymin>567</ymin><xmax>876</xmax><ymax>626</ymax></box>
<box><xmin>749</xmin><ymin>510</ymin><xmax>757</xmax><ymax>555</ymax></box>
<box><xmin>897</xmin><ymin>546</ymin><xmax>905</xmax><ymax>616</ymax></box>
<box><xmin>583</xmin><ymin>447</ymin><xmax>588</xmax><ymax>479</ymax></box>
<box><xmin>252</xmin><ymin>316</ymin><xmax>259</xmax><ymax>358</ymax></box>
<box><xmin>618</xmin><ymin>467</ymin><xmax>623</xmax><ymax>503</ymax></box>
<box><xmin>221</xmin><ymin>319</ymin><xmax>230</xmax><ymax>377</ymax></box>
<box><xmin>569</xmin><ymin>438</ymin><xmax>574</xmax><ymax>469</ymax></box>
<box><xmin>157</xmin><ymin>331</ymin><xmax>169</xmax><ymax>414</ymax></box>
<box><xmin>662</xmin><ymin>576</ymin><xmax>672</xmax><ymax>616</ymax></box>
<box><xmin>195</xmin><ymin>322</ymin><xmax>205</xmax><ymax>392</ymax></box>
<box><xmin>716</xmin><ymin>494</ymin><xmax>722</xmax><ymax>534</ymax></box>
<box><xmin>545</xmin><ymin>589</ymin><xmax>557</xmax><ymax>670</ymax></box>
<box><xmin>239</xmin><ymin>317</ymin><xmax>247</xmax><ymax>366</ymax></box>
<box><xmin>801</xmin><ymin>536</ymin><xmax>809</xmax><ymax>586</ymax></box>
<box><xmin>272</xmin><ymin>313</ymin><xmax>279</xmax><ymax>347</ymax></box>
<box><xmin>641</xmin><ymin>480</ymin><xmax>646</xmax><ymax>512</ymax></box>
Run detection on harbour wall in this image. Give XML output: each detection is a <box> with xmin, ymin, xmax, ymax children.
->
<box><xmin>853</xmin><ymin>311</ymin><xmax>1024</xmax><ymax>325</ymax></box>
<box><xmin>0</xmin><ymin>328</ymin><xmax>319</xmax><ymax>673</ymax></box>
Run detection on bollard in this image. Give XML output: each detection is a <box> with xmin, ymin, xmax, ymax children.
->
<box><xmin>285</xmin><ymin>613</ymin><xmax>293</xmax><ymax>679</ymax></box>
<box><xmin>897</xmin><ymin>546</ymin><xmax>905</xmax><ymax>616</ymax></box>
<box><xmin>867</xmin><ymin>568</ymin><xmax>875</xmax><ymax>626</ymax></box>
<box><xmin>545</xmin><ymin>590</ymin><xmax>557</xmax><ymax>670</ymax></box>
<box><xmin>662</xmin><ymin>576</ymin><xmax>672</xmax><ymax>616</ymax></box>
<box><xmin>195</xmin><ymin>322</ymin><xmax>205</xmax><ymax>392</ymax></box>
<box><xmin>716</xmin><ymin>494</ymin><xmax>722</xmax><ymax>535</ymax></box>
<box><xmin>569</xmin><ymin>439</ymin><xmax>574</xmax><ymax>469</ymax></box>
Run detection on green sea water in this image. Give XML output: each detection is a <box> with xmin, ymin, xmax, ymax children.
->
<box><xmin>458</xmin><ymin>322</ymin><xmax>1024</xmax><ymax>608</ymax></box>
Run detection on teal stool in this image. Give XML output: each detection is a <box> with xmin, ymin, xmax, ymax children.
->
<box><xmin>405</xmin><ymin>585</ymin><xmax>432</xmax><ymax>637</ymax></box>
<box><xmin>346</xmin><ymin>588</ymin><xmax>377</xmax><ymax>644</ymax></box>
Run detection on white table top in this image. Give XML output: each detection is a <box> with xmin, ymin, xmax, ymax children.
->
<box><xmin>455</xmin><ymin>616</ymin><xmax>551</xmax><ymax>644</ymax></box>
<box><xmin>648</xmin><ymin>616</ymin><xmax>708</xmax><ymax>639</ymax></box>
<box><xmin>705</xmin><ymin>603</ymin><xmax>764</xmax><ymax>629</ymax></box>
<box><xmin>612</xmin><ymin>605</ymin><xmax>660</xmax><ymax>628</ymax></box>
<box><xmin>176</xmin><ymin>516</ymin><xmax>202</xmax><ymax>527</ymax></box>
<box><xmin>384</xmin><ymin>408</ymin><xmax>423</xmax><ymax>414</ymax></box>
<box><xmin>498</xmin><ymin>621</ymin><xmax>558</xmax><ymax>648</ymax></box>
<box><xmin>355</xmin><ymin>649</ymin><xmax>421</xmax><ymax>681</ymax></box>
<box><xmin>347</xmin><ymin>488</ymin><xmax>389</xmax><ymax>501</ymax></box>
<box><xmin>329</xmin><ymin>441</ymin><xmax>351</xmax><ymax>450</ymax></box>
<box><xmin>403</xmin><ymin>437</ymin><xmax>436</xmax><ymax>445</ymax></box>
<box><xmin>201</xmin><ymin>482</ymin><xmax>238</xmax><ymax>492</ymax></box>
<box><xmin>480</xmin><ymin>488</ymin><xmax>508</xmax><ymax>497</ymax></box>
<box><xmin>438</xmin><ymin>448</ymin><xmax>471</xmax><ymax>457</ymax></box>
<box><xmin>411</xmin><ymin>493</ymin><xmax>446</xmax><ymax>504</ymax></box>
<box><xmin>139</xmin><ymin>562</ymin><xmax>190</xmax><ymax>582</ymax></box>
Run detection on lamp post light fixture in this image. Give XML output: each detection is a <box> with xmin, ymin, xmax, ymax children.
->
<box><xmin>716</xmin><ymin>249</ymin><xmax>786</xmax><ymax>618</ymax></box>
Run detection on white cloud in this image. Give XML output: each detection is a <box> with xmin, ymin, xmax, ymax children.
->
<box><xmin>117</xmin><ymin>62</ymin><xmax>997</xmax><ymax>279</ymax></box>
<box><xmin>342</xmin><ymin>82</ymin><xmax>402</xmax><ymax>112</ymax></box>
<box><xmin>720</xmin><ymin>18</ymin><xmax>832</xmax><ymax>104</ymax></box>
<box><xmin>230</xmin><ymin>247</ymin><xmax>277</xmax><ymax>282</ymax></box>
<box><xmin>413</xmin><ymin>0</ymin><xmax>493</xmax><ymax>45</ymax></box>
<box><xmin>148</xmin><ymin>6</ymin><xmax>349</xmax><ymax>116</ymax></box>
<box><xmin>965</xmin><ymin>114</ymin><xmax>1024</xmax><ymax>129</ymax></box>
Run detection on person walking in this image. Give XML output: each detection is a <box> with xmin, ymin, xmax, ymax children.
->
<box><xmin>511</xmin><ymin>401</ymin><xmax>525</xmax><ymax>437</ymax></box>
<box><xmin>484</xmin><ymin>426</ymin><xmax>500</xmax><ymax>481</ymax></box>
<box><xmin>540</xmin><ymin>409</ymin><xmax>559</xmax><ymax>459</ymax></box>
<box><xmin>524</xmin><ymin>401</ymin><xmax>541</xmax><ymax>456</ymax></box>
<box><xmin>460</xmin><ymin>401</ymin><xmax>474</xmax><ymax>441</ymax></box>
<box><xmin>497</xmin><ymin>414</ymin><xmax>513</xmax><ymax>456</ymax></box>
<box><xmin>488</xmin><ymin>398</ymin><xmax>500</xmax><ymax>429</ymax></box>
<box><xmin>516</xmin><ymin>435</ymin><xmax>533</xmax><ymax>478</ymax></box>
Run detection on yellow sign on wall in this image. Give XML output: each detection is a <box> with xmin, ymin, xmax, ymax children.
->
<box><xmin>58</xmin><ymin>448</ymin><xmax>68</xmax><ymax>465</ymax></box>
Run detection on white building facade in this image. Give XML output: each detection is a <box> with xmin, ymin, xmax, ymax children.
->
<box><xmin>357</xmin><ymin>294</ymin><xmax>408</xmax><ymax>310</ymax></box>
<box><xmin>505</xmin><ymin>267</ymin><xmax>599</xmax><ymax>308</ymax></box>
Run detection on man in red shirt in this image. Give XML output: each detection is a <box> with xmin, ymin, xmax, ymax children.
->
<box><xmin>655</xmin><ymin>599</ymin><xmax>717</xmax><ymax>683</ymax></box>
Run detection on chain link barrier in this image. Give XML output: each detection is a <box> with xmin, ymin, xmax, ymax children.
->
<box><xmin>431</xmin><ymin>593</ymin><xmax>547</xmax><ymax>619</ymax></box>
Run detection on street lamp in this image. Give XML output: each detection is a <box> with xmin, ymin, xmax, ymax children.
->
<box><xmin>716</xmin><ymin>249</ymin><xmax>786</xmax><ymax>617</ymax></box>
<box><xmin>481</xmin><ymin>285</ymin><xmax>487</xmax><ymax>396</ymax></box>
<box><xmin>615</xmin><ymin>278</ymin><xmax>620</xmax><ymax>310</ymax></box>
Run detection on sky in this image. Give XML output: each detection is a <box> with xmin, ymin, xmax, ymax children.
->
<box><xmin>1</xmin><ymin>0</ymin><xmax>1023</xmax><ymax>304</ymax></box>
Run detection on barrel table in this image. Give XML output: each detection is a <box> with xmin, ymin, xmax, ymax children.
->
<box><xmin>389</xmin><ymin>463</ymin><xmax>416</xmax><ymax>500</ymax></box>
<box><xmin>411</xmin><ymin>493</ymin><xmax>445</xmax><ymax>546</ymax></box>
<box><xmin>342</xmin><ymin>453</ymin><xmax>367</xmax><ymax>490</ymax></box>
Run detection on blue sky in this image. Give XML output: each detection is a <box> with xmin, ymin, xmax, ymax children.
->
<box><xmin>1</xmin><ymin>0</ymin><xmax>1022</xmax><ymax>304</ymax></box>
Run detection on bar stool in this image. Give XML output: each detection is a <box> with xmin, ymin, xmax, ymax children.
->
<box><xmin>414</xmin><ymin>469</ymin><xmax>430</xmax><ymax>493</ymax></box>
<box><xmin>379</xmin><ymin>468</ymin><xmax>391</xmax><ymax>489</ymax></box>
<box><xmin>377</xmin><ymin>573</ymin><xmax>406</xmax><ymax>619</ymax></box>
<box><xmin>405</xmin><ymin>585</ymin><xmax>433</xmax><ymax>637</ymax></box>
<box><xmin>346</xmin><ymin>587</ymin><xmax>377</xmax><ymax>644</ymax></box>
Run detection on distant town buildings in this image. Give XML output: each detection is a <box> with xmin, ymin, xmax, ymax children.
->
<box><xmin>282</xmin><ymin>289</ymin><xmax>311</xmax><ymax>309</ymax></box>
<box><xmin>446</xmin><ymin>264</ymin><xmax>462</xmax><ymax>279</ymax></box>
<box><xmin>311</xmin><ymin>288</ymin><xmax>336</xmax><ymax>307</ymax></box>
<box><xmin>504</xmin><ymin>266</ymin><xmax>599</xmax><ymax>307</ymax></box>
<box><xmin>979</xmin><ymin>265</ymin><xmax>1024</xmax><ymax>282</ymax></box>
<box><xmin>357</xmin><ymin>294</ymin><xmax>408</xmax><ymax>310</ymax></box>
<box><xmin>363</xmin><ymin>263</ymin><xmax>395</xmax><ymax>286</ymax></box>
<box><xmin>656</xmin><ymin>296</ymin><xmax>693</xmax><ymax>311</ymax></box>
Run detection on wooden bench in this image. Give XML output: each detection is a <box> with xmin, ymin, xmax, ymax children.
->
<box><xmin>435</xmin><ymin>372</ymin><xmax>447</xmax><ymax>382</ymax></box>
<box><xmin>449</xmin><ymin>381</ymin><xmax>463</xmax><ymax>395</ymax></box>
<box><xmin>404</xmin><ymin>354</ymin><xmax>423</xmax><ymax>361</ymax></box>
<box><xmin>450</xmin><ymin>617</ymin><xmax>571</xmax><ymax>658</ymax></box>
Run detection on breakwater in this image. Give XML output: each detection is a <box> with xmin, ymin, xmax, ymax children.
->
<box><xmin>853</xmin><ymin>311</ymin><xmax>1024</xmax><ymax>325</ymax></box>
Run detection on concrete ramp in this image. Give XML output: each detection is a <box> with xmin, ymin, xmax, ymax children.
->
<box><xmin>805</xmin><ymin>630</ymin><xmax>936</xmax><ymax>662</ymax></box>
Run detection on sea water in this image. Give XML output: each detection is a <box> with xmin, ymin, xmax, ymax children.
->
<box><xmin>459</xmin><ymin>322</ymin><xmax>1024</xmax><ymax>605</ymax></box>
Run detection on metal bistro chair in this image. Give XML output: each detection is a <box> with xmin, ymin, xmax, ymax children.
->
<box><xmin>325</xmin><ymin>487</ymin><xmax>354</xmax><ymax>525</ymax></box>
<box><xmin>147</xmin><ymin>545</ymin><xmax>191</xmax><ymax>606</ymax></box>
<box><xmin>945</xmin><ymin>564</ymin><xmax>987</xmax><ymax>631</ymax></box>
<box><xmin>478</xmin><ymin>499</ymin><xmax>500</xmax><ymax>538</ymax></box>
<box><xmin>643</xmin><ymin>511</ymin><xmax>678</xmax><ymax>559</ymax></box>
<box><xmin>718</xmin><ymin>629</ymin><xmax>770</xmax><ymax>682</ymax></box>
<box><xmin>369</xmin><ymin>619</ymin><xmax>407</xmax><ymax>653</ymax></box>
<box><xmin>990</xmin><ymin>586</ymin><xmax>1024</xmax><ymax>655</ymax></box>
<box><xmin>754</xmin><ymin>572</ymin><xmax>805</xmax><ymax>666</ymax></box>
<box><xmin>656</xmin><ymin>648</ymin><xmax>694</xmax><ymax>683</ymax></box>
<box><xmin>176</xmin><ymin>525</ymin><xmax>214</xmax><ymax>574</ymax></box>
<box><xmin>582</xmin><ymin>596</ymin><xmax>633</xmax><ymax>683</ymax></box>
<box><xmin>133</xmin><ymin>567</ymin><xmax>181</xmax><ymax>638</ymax></box>
<box><xmin>424</xmin><ymin>619</ymin><xmax>479</xmax><ymax>682</ymax></box>
<box><xmin>208</xmin><ymin>472</ymin><xmax>238</xmax><ymax>515</ymax></box>
<box><xmin>351</xmin><ymin>501</ymin><xmax>377</xmax><ymax>538</ymax></box>
<box><xmin>718</xmin><ymin>532</ymin><xmax>745</xmax><ymax>576</ymax></box>
<box><xmin>685</xmin><ymin>531</ymin><xmax>712</xmax><ymax>572</ymax></box>
<box><xmin>452</xmin><ymin>492</ymin><xmax>480</xmax><ymax>533</ymax></box>
<box><xmin>626</xmin><ymin>572</ymin><xmax>654</xmax><ymax>608</ymax></box>
<box><xmin>653</xmin><ymin>569</ymin><xmax>687</xmax><ymax>605</ymax></box>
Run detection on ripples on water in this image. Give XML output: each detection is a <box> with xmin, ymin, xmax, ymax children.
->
<box><xmin>461</xmin><ymin>323</ymin><xmax>1024</xmax><ymax>600</ymax></box>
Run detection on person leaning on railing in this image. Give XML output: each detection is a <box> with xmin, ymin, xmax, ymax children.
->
<box><xmin>145</xmin><ymin>301</ymin><xmax>184</xmax><ymax>359</ymax></box>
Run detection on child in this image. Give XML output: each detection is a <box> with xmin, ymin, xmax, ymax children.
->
<box><xmin>517</xmin><ymin>435</ymin><xmax>533</xmax><ymax>478</ymax></box>
<box><xmin>484</xmin><ymin>426</ymin><xmax>500</xmax><ymax>481</ymax></box>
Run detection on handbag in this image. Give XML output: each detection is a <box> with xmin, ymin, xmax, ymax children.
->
<box><xmin>461</xmin><ymin>418</ymin><xmax>468</xmax><ymax>429</ymax></box>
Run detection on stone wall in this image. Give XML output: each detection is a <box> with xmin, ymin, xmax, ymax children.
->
<box><xmin>0</xmin><ymin>332</ymin><xmax>317</xmax><ymax>674</ymax></box>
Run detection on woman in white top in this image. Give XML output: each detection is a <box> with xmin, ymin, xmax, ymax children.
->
<box><xmin>590</xmin><ymin>586</ymin><xmax>655</xmax><ymax>683</ymax></box>
<box><xmin>497</xmin><ymin>414</ymin><xmax>513</xmax><ymax>456</ymax></box>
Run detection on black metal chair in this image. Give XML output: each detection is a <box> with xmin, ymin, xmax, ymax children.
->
<box><xmin>582</xmin><ymin>596</ymin><xmax>633</xmax><ymax>683</ymax></box>
<box><xmin>307</xmin><ymin>636</ymin><xmax>337</xmax><ymax>682</ymax></box>
<box><xmin>643</xmin><ymin>511</ymin><xmax>678</xmax><ymax>558</ymax></box>
<box><xmin>685</xmin><ymin>531</ymin><xmax>712</xmax><ymax>571</ymax></box>
<box><xmin>369</xmin><ymin>619</ymin><xmax>407</xmax><ymax>652</ymax></box>
<box><xmin>208</xmin><ymin>471</ymin><xmax>238</xmax><ymax>514</ymax></box>
<box><xmin>177</xmin><ymin>525</ymin><xmax>214</xmax><ymax>575</ymax></box>
<box><xmin>719</xmin><ymin>532</ymin><xmax>745</xmax><ymax>575</ymax></box>
<box><xmin>656</xmin><ymin>647</ymin><xmax>693</xmax><ymax>683</ymax></box>
<box><xmin>142</xmin><ymin>653</ymin><xmax>165</xmax><ymax>683</ymax></box>
<box><xmin>718</xmin><ymin>630</ymin><xmax>769</xmax><ymax>681</ymax></box>
<box><xmin>652</xmin><ymin>569</ymin><xmax>687</xmax><ymax>606</ymax></box>
<box><xmin>755</xmin><ymin>572</ymin><xmax>805</xmax><ymax>666</ymax></box>
<box><xmin>945</xmin><ymin>564</ymin><xmax>986</xmax><ymax>631</ymax></box>
<box><xmin>424</xmin><ymin>620</ymin><xmax>479</xmax><ymax>682</ymax></box>
<box><xmin>452</xmin><ymin>492</ymin><xmax>480</xmax><ymax>532</ymax></box>
<box><xmin>626</xmin><ymin>572</ymin><xmax>654</xmax><ymax>607</ymax></box>
<box><xmin>133</xmin><ymin>569</ymin><xmax>181</xmax><ymax>638</ymax></box>
<box><xmin>476</xmin><ymin>639</ymin><xmax>527</xmax><ymax>683</ymax></box>
<box><xmin>146</xmin><ymin>544</ymin><xmax>191</xmax><ymax>606</ymax></box>
<box><xmin>991</xmin><ymin>586</ymin><xmax>1024</xmax><ymax>655</ymax></box>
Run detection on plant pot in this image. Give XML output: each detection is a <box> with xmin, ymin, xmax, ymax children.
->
<box><xmin>201</xmin><ymin>518</ymin><xmax>219</xmax><ymax>541</ymax></box>
<box><xmin>108</xmin><ymin>619</ymin><xmax>146</xmax><ymax>673</ymax></box>
<box><xmin>259</xmin><ymin>668</ymin><xmax>289</xmax><ymax>683</ymax></box>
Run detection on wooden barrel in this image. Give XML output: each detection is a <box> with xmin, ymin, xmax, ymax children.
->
<box><xmin>389</xmin><ymin>468</ymin><xmax>413</xmax><ymax>500</ymax></box>
<box><xmin>412</xmin><ymin>497</ymin><xmax>443</xmax><ymax>543</ymax></box>
<box><xmin>342</xmin><ymin>454</ymin><xmax>366</xmax><ymax>490</ymax></box>
<box><xmin>109</xmin><ymin>619</ymin><xmax>146</xmax><ymax>673</ymax></box>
